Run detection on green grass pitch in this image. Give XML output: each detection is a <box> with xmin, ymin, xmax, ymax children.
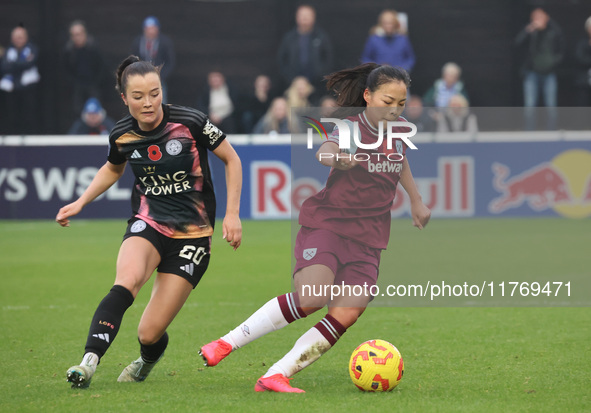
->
<box><xmin>0</xmin><ymin>218</ymin><xmax>589</xmax><ymax>412</ymax></box>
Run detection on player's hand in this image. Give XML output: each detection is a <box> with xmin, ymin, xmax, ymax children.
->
<box><xmin>222</xmin><ymin>213</ymin><xmax>242</xmax><ymax>250</ymax></box>
<box><xmin>333</xmin><ymin>151</ymin><xmax>358</xmax><ymax>170</ymax></box>
<box><xmin>56</xmin><ymin>202</ymin><xmax>83</xmax><ymax>227</ymax></box>
<box><xmin>410</xmin><ymin>201</ymin><xmax>431</xmax><ymax>230</ymax></box>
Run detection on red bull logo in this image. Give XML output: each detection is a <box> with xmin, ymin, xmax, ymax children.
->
<box><xmin>489</xmin><ymin>162</ymin><xmax>571</xmax><ymax>212</ymax></box>
<box><xmin>489</xmin><ymin>149</ymin><xmax>591</xmax><ymax>218</ymax></box>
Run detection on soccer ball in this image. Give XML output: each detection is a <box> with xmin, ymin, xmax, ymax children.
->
<box><xmin>349</xmin><ymin>339</ymin><xmax>404</xmax><ymax>392</ymax></box>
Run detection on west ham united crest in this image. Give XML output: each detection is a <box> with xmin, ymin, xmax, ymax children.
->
<box><xmin>303</xmin><ymin>248</ymin><xmax>317</xmax><ymax>260</ymax></box>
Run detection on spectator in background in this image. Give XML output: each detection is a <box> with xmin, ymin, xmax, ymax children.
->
<box><xmin>240</xmin><ymin>74</ymin><xmax>273</xmax><ymax>133</ymax></box>
<box><xmin>0</xmin><ymin>24</ymin><xmax>40</xmax><ymax>134</ymax></box>
<box><xmin>131</xmin><ymin>16</ymin><xmax>175</xmax><ymax>102</ymax></box>
<box><xmin>252</xmin><ymin>97</ymin><xmax>290</xmax><ymax>135</ymax></box>
<box><xmin>436</xmin><ymin>94</ymin><xmax>478</xmax><ymax>135</ymax></box>
<box><xmin>282</xmin><ymin>76</ymin><xmax>315</xmax><ymax>133</ymax></box>
<box><xmin>319</xmin><ymin>95</ymin><xmax>337</xmax><ymax>114</ymax></box>
<box><xmin>515</xmin><ymin>7</ymin><xmax>564</xmax><ymax>130</ymax></box>
<box><xmin>284</xmin><ymin>76</ymin><xmax>314</xmax><ymax>109</ymax></box>
<box><xmin>196</xmin><ymin>71</ymin><xmax>238</xmax><ymax>134</ymax></box>
<box><xmin>403</xmin><ymin>95</ymin><xmax>436</xmax><ymax>133</ymax></box>
<box><xmin>63</xmin><ymin>20</ymin><xmax>105</xmax><ymax>121</ymax></box>
<box><xmin>423</xmin><ymin>62</ymin><xmax>469</xmax><ymax>108</ymax></box>
<box><xmin>318</xmin><ymin>95</ymin><xmax>338</xmax><ymax>131</ymax></box>
<box><xmin>68</xmin><ymin>97</ymin><xmax>115</xmax><ymax>135</ymax></box>
<box><xmin>360</xmin><ymin>9</ymin><xmax>415</xmax><ymax>73</ymax></box>
<box><xmin>277</xmin><ymin>4</ymin><xmax>333</xmax><ymax>94</ymax></box>
<box><xmin>574</xmin><ymin>16</ymin><xmax>591</xmax><ymax>107</ymax></box>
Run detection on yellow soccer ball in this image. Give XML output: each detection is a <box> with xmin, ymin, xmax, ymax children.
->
<box><xmin>349</xmin><ymin>339</ymin><xmax>404</xmax><ymax>392</ymax></box>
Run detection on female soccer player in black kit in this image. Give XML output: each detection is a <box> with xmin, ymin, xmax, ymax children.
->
<box><xmin>56</xmin><ymin>55</ymin><xmax>243</xmax><ymax>388</ymax></box>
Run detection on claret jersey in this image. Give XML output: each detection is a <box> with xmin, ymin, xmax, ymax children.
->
<box><xmin>108</xmin><ymin>104</ymin><xmax>225</xmax><ymax>239</ymax></box>
<box><xmin>299</xmin><ymin>111</ymin><xmax>409</xmax><ymax>249</ymax></box>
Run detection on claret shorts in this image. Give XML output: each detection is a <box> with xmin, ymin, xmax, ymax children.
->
<box><xmin>293</xmin><ymin>226</ymin><xmax>381</xmax><ymax>288</ymax></box>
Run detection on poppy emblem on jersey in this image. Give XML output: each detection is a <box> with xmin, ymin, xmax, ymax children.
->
<box><xmin>166</xmin><ymin>139</ymin><xmax>183</xmax><ymax>156</ymax></box>
<box><xmin>148</xmin><ymin>145</ymin><xmax>163</xmax><ymax>161</ymax></box>
<box><xmin>130</xmin><ymin>220</ymin><xmax>147</xmax><ymax>233</ymax></box>
<box><xmin>303</xmin><ymin>248</ymin><xmax>317</xmax><ymax>260</ymax></box>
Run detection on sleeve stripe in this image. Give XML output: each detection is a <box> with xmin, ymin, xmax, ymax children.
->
<box><xmin>169</xmin><ymin>106</ymin><xmax>207</xmax><ymax>125</ymax></box>
<box><xmin>110</xmin><ymin>117</ymin><xmax>134</xmax><ymax>138</ymax></box>
<box><xmin>171</xmin><ymin>114</ymin><xmax>206</xmax><ymax>125</ymax></box>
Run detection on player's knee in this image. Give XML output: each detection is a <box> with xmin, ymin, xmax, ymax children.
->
<box><xmin>114</xmin><ymin>273</ymin><xmax>147</xmax><ymax>297</ymax></box>
<box><xmin>329</xmin><ymin>307</ymin><xmax>365</xmax><ymax>329</ymax></box>
<box><xmin>138</xmin><ymin>327</ymin><xmax>164</xmax><ymax>345</ymax></box>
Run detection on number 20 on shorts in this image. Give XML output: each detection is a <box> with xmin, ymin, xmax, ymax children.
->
<box><xmin>179</xmin><ymin>245</ymin><xmax>207</xmax><ymax>265</ymax></box>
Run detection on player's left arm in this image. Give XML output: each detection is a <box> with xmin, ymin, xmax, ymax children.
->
<box><xmin>213</xmin><ymin>139</ymin><xmax>243</xmax><ymax>250</ymax></box>
<box><xmin>399</xmin><ymin>157</ymin><xmax>431</xmax><ymax>230</ymax></box>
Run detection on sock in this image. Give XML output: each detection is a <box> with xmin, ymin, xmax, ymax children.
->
<box><xmin>222</xmin><ymin>293</ymin><xmax>306</xmax><ymax>350</ymax></box>
<box><xmin>140</xmin><ymin>332</ymin><xmax>169</xmax><ymax>363</ymax></box>
<box><xmin>84</xmin><ymin>285</ymin><xmax>134</xmax><ymax>359</ymax></box>
<box><xmin>264</xmin><ymin>314</ymin><xmax>347</xmax><ymax>378</ymax></box>
<box><xmin>79</xmin><ymin>352</ymin><xmax>99</xmax><ymax>372</ymax></box>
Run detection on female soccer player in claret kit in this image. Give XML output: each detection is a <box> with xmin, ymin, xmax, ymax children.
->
<box><xmin>56</xmin><ymin>55</ymin><xmax>242</xmax><ymax>389</ymax></box>
<box><xmin>200</xmin><ymin>63</ymin><xmax>430</xmax><ymax>393</ymax></box>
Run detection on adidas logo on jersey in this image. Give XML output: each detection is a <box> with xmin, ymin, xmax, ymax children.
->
<box><xmin>92</xmin><ymin>333</ymin><xmax>110</xmax><ymax>343</ymax></box>
<box><xmin>131</xmin><ymin>150</ymin><xmax>142</xmax><ymax>159</ymax></box>
<box><xmin>180</xmin><ymin>263</ymin><xmax>195</xmax><ymax>276</ymax></box>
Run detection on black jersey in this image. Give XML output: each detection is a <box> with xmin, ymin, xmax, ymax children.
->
<box><xmin>108</xmin><ymin>104</ymin><xmax>225</xmax><ymax>239</ymax></box>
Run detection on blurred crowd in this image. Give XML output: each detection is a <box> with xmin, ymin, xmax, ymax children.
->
<box><xmin>1</xmin><ymin>5</ymin><xmax>590</xmax><ymax>136</ymax></box>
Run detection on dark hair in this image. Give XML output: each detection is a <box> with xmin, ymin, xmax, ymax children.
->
<box><xmin>115</xmin><ymin>55</ymin><xmax>161</xmax><ymax>94</ymax></box>
<box><xmin>324</xmin><ymin>63</ymin><xmax>410</xmax><ymax>114</ymax></box>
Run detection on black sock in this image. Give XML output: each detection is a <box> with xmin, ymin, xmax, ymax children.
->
<box><xmin>140</xmin><ymin>332</ymin><xmax>169</xmax><ymax>363</ymax></box>
<box><xmin>84</xmin><ymin>285</ymin><xmax>134</xmax><ymax>359</ymax></box>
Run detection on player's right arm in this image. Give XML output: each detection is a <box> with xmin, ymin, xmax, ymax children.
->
<box><xmin>316</xmin><ymin>141</ymin><xmax>358</xmax><ymax>170</ymax></box>
<box><xmin>56</xmin><ymin>161</ymin><xmax>126</xmax><ymax>227</ymax></box>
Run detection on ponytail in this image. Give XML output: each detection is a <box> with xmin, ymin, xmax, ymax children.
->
<box><xmin>325</xmin><ymin>63</ymin><xmax>379</xmax><ymax>108</ymax></box>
